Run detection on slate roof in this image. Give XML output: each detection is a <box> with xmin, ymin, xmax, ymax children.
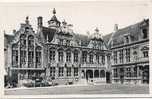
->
<box><xmin>74</xmin><ymin>34</ymin><xmax>90</xmax><ymax>46</ymax></box>
<box><xmin>102</xmin><ymin>33</ymin><xmax>112</xmax><ymax>44</ymax></box>
<box><xmin>112</xmin><ymin>19</ymin><xmax>149</xmax><ymax>47</ymax></box>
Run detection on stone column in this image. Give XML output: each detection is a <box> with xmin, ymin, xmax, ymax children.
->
<box><xmin>93</xmin><ymin>69</ymin><xmax>94</xmax><ymax>79</ymax></box>
<box><xmin>18</xmin><ymin>43</ymin><xmax>21</xmax><ymax>68</ymax></box>
<box><xmin>55</xmin><ymin>67</ymin><xmax>58</xmax><ymax>79</ymax></box>
<box><xmin>17</xmin><ymin>72</ymin><xmax>21</xmax><ymax>87</ymax></box>
<box><xmin>26</xmin><ymin>37</ymin><xmax>28</xmax><ymax>68</ymax></box>
<box><xmin>63</xmin><ymin>51</ymin><xmax>66</xmax><ymax>63</ymax></box>
<box><xmin>71</xmin><ymin>51</ymin><xmax>74</xmax><ymax>64</ymax></box>
<box><xmin>105</xmin><ymin>54</ymin><xmax>107</xmax><ymax>67</ymax></box>
<box><xmin>64</xmin><ymin>67</ymin><xmax>67</xmax><ymax>78</ymax></box>
<box><xmin>33</xmin><ymin>39</ymin><xmax>36</xmax><ymax>68</ymax></box>
<box><xmin>137</xmin><ymin>66</ymin><xmax>140</xmax><ymax>78</ymax></box>
<box><xmin>123</xmin><ymin>48</ymin><xmax>126</xmax><ymax>63</ymax></box>
<box><xmin>72</xmin><ymin>67</ymin><xmax>74</xmax><ymax>79</ymax></box>
<box><xmin>55</xmin><ymin>50</ymin><xmax>58</xmax><ymax>63</ymax></box>
<box><xmin>25</xmin><ymin>70</ymin><xmax>28</xmax><ymax>79</ymax></box>
<box><xmin>84</xmin><ymin>69</ymin><xmax>86</xmax><ymax>79</ymax></box>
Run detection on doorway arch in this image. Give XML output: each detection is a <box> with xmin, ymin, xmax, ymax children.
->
<box><xmin>94</xmin><ymin>70</ymin><xmax>99</xmax><ymax>78</ymax></box>
<box><xmin>86</xmin><ymin>70</ymin><xmax>93</xmax><ymax>80</ymax></box>
<box><xmin>100</xmin><ymin>70</ymin><xmax>105</xmax><ymax>78</ymax></box>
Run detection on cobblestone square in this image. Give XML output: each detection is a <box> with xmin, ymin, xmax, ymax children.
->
<box><xmin>5</xmin><ymin>84</ymin><xmax>149</xmax><ymax>95</ymax></box>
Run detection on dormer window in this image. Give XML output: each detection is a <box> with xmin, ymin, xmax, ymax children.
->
<box><xmin>125</xmin><ymin>36</ymin><xmax>129</xmax><ymax>43</ymax></box>
<box><xmin>142</xmin><ymin>28</ymin><xmax>148</xmax><ymax>39</ymax></box>
<box><xmin>25</xmin><ymin>27</ymin><xmax>29</xmax><ymax>32</ymax></box>
<box><xmin>58</xmin><ymin>39</ymin><xmax>63</xmax><ymax>45</ymax></box>
<box><xmin>66</xmin><ymin>40</ymin><xmax>70</xmax><ymax>46</ymax></box>
<box><xmin>143</xmin><ymin>51</ymin><xmax>148</xmax><ymax>57</ymax></box>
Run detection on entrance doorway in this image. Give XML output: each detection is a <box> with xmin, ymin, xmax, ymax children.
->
<box><xmin>142</xmin><ymin>65</ymin><xmax>149</xmax><ymax>84</ymax></box>
<box><xmin>86</xmin><ymin>70</ymin><xmax>93</xmax><ymax>80</ymax></box>
<box><xmin>94</xmin><ymin>70</ymin><xmax>99</xmax><ymax>78</ymax></box>
<box><xmin>106</xmin><ymin>72</ymin><xmax>111</xmax><ymax>83</ymax></box>
<box><xmin>120</xmin><ymin>68</ymin><xmax>124</xmax><ymax>84</ymax></box>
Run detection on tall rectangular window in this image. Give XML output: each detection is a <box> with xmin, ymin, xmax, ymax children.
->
<box><xmin>89</xmin><ymin>54</ymin><xmax>93</xmax><ymax>64</ymax></box>
<box><xmin>74</xmin><ymin>51</ymin><xmax>78</xmax><ymax>62</ymax></box>
<box><xmin>28</xmin><ymin>51</ymin><xmax>34</xmax><ymax>68</ymax></box>
<box><xmin>74</xmin><ymin>67</ymin><xmax>78</xmax><ymax>76</ymax></box>
<box><xmin>119</xmin><ymin>49</ymin><xmax>123</xmax><ymax>63</ymax></box>
<box><xmin>12</xmin><ymin>50</ymin><xmax>18</xmax><ymax>66</ymax></box>
<box><xmin>58</xmin><ymin>67</ymin><xmax>64</xmax><ymax>77</ymax></box>
<box><xmin>113</xmin><ymin>69</ymin><xmax>118</xmax><ymax>77</ymax></box>
<box><xmin>101</xmin><ymin>55</ymin><xmax>105</xmax><ymax>65</ymax></box>
<box><xmin>20</xmin><ymin>50</ymin><xmax>26</xmax><ymax>67</ymax></box>
<box><xmin>82</xmin><ymin>51</ymin><xmax>87</xmax><ymax>63</ymax></box>
<box><xmin>113</xmin><ymin>51</ymin><xmax>117</xmax><ymax>64</ymax></box>
<box><xmin>96</xmin><ymin>55</ymin><xmax>99</xmax><ymax>63</ymax></box>
<box><xmin>36</xmin><ymin>51</ymin><xmax>41</xmax><ymax>68</ymax></box>
<box><xmin>58</xmin><ymin>51</ymin><xmax>64</xmax><ymax>62</ymax></box>
<box><xmin>126</xmin><ymin>67</ymin><xmax>131</xmax><ymax>77</ymax></box>
<box><xmin>50</xmin><ymin>67</ymin><xmax>55</xmax><ymax>77</ymax></box>
<box><xmin>66</xmin><ymin>51</ymin><xmax>71</xmax><ymax>62</ymax></box>
<box><xmin>50</xmin><ymin>50</ymin><xmax>55</xmax><ymax>61</ymax></box>
<box><xmin>66</xmin><ymin>67</ymin><xmax>71</xmax><ymax>76</ymax></box>
<box><xmin>126</xmin><ymin>48</ymin><xmax>130</xmax><ymax>62</ymax></box>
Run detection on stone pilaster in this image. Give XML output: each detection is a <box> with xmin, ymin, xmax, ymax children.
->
<box><xmin>55</xmin><ymin>50</ymin><xmax>58</xmax><ymax>63</ymax></box>
<box><xmin>33</xmin><ymin>38</ymin><xmax>36</xmax><ymax>68</ymax></box>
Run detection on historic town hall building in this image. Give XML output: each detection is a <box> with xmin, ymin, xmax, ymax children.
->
<box><xmin>4</xmin><ymin>9</ymin><xmax>149</xmax><ymax>86</ymax></box>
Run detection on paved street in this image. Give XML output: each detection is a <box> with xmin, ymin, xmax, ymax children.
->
<box><xmin>5</xmin><ymin>84</ymin><xmax>149</xmax><ymax>95</ymax></box>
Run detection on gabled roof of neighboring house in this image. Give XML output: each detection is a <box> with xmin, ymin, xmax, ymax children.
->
<box><xmin>4</xmin><ymin>34</ymin><xmax>14</xmax><ymax>48</ymax></box>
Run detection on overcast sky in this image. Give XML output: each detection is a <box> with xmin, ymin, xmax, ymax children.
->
<box><xmin>0</xmin><ymin>1</ymin><xmax>150</xmax><ymax>36</ymax></box>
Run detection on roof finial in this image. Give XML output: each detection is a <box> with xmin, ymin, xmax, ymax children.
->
<box><xmin>53</xmin><ymin>8</ymin><xmax>56</xmax><ymax>15</ymax></box>
<box><xmin>25</xmin><ymin>16</ymin><xmax>29</xmax><ymax>24</ymax></box>
<box><xmin>95</xmin><ymin>27</ymin><xmax>99</xmax><ymax>33</ymax></box>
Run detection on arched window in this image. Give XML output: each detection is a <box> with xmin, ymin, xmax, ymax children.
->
<box><xmin>36</xmin><ymin>46</ymin><xmax>42</xmax><ymax>68</ymax></box>
<box><xmin>12</xmin><ymin>44</ymin><xmax>18</xmax><ymax>67</ymax></box>
<box><xmin>20</xmin><ymin>34</ymin><xmax>26</xmax><ymax>48</ymax></box>
<box><xmin>74</xmin><ymin>50</ymin><xmax>78</xmax><ymax>62</ymax></box>
<box><xmin>20</xmin><ymin>50</ymin><xmax>26</xmax><ymax>68</ymax></box>
<box><xmin>101</xmin><ymin>55</ymin><xmax>105</xmax><ymax>65</ymax></box>
<box><xmin>142</xmin><ymin>28</ymin><xmax>148</xmax><ymax>39</ymax></box>
<box><xmin>25</xmin><ymin>27</ymin><xmax>29</xmax><ymax>33</ymax></box>
<box><xmin>100</xmin><ymin>70</ymin><xmax>105</xmax><ymax>78</ymax></box>
<box><xmin>58</xmin><ymin>49</ymin><xmax>64</xmax><ymax>62</ymax></box>
<box><xmin>66</xmin><ymin>51</ymin><xmax>71</xmax><ymax>62</ymax></box>
<box><xmin>28</xmin><ymin>35</ymin><xmax>34</xmax><ymax>48</ymax></box>
<box><xmin>94</xmin><ymin>70</ymin><xmax>99</xmax><ymax>78</ymax></box>
<box><xmin>49</xmin><ymin>48</ymin><xmax>55</xmax><ymax>61</ymax></box>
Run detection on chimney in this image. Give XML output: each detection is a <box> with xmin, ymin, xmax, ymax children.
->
<box><xmin>114</xmin><ymin>24</ymin><xmax>118</xmax><ymax>32</ymax></box>
<box><xmin>13</xmin><ymin>29</ymin><xmax>16</xmax><ymax>34</ymax></box>
<box><xmin>37</xmin><ymin>16</ymin><xmax>43</xmax><ymax>27</ymax></box>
